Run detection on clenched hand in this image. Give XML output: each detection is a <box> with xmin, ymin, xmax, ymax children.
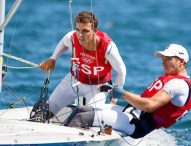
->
<box><xmin>39</xmin><ymin>59</ymin><xmax>56</xmax><ymax>73</ymax></box>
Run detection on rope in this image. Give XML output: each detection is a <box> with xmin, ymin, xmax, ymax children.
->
<box><xmin>0</xmin><ymin>81</ymin><xmax>40</xmax><ymax>117</ymax></box>
<box><xmin>69</xmin><ymin>0</ymin><xmax>74</xmax><ymax>33</ymax></box>
<box><xmin>68</xmin><ymin>0</ymin><xmax>81</xmax><ymax>105</ymax></box>
<box><xmin>6</xmin><ymin>65</ymin><xmax>37</xmax><ymax>69</ymax></box>
<box><xmin>0</xmin><ymin>97</ymin><xmax>38</xmax><ymax>118</ymax></box>
<box><xmin>68</xmin><ymin>0</ymin><xmax>104</xmax><ymax>132</ymax></box>
<box><xmin>3</xmin><ymin>53</ymin><xmax>39</xmax><ymax>68</ymax></box>
<box><xmin>88</xmin><ymin>0</ymin><xmax>106</xmax><ymax>133</ymax></box>
<box><xmin>29</xmin><ymin>71</ymin><xmax>51</xmax><ymax>123</ymax></box>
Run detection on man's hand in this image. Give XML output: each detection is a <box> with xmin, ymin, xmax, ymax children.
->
<box><xmin>39</xmin><ymin>59</ymin><xmax>56</xmax><ymax>73</ymax></box>
<box><xmin>111</xmin><ymin>85</ymin><xmax>125</xmax><ymax>99</ymax></box>
<box><xmin>100</xmin><ymin>84</ymin><xmax>125</xmax><ymax>99</ymax></box>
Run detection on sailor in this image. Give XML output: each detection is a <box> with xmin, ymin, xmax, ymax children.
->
<box><xmin>64</xmin><ymin>44</ymin><xmax>191</xmax><ymax>138</ymax></box>
<box><xmin>39</xmin><ymin>11</ymin><xmax>126</xmax><ymax>118</ymax></box>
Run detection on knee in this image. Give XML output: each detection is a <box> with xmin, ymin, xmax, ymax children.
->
<box><xmin>68</xmin><ymin>113</ymin><xmax>84</xmax><ymax>127</ymax></box>
<box><xmin>76</xmin><ymin>106</ymin><xmax>85</xmax><ymax>112</ymax></box>
<box><xmin>76</xmin><ymin>106</ymin><xmax>93</xmax><ymax>113</ymax></box>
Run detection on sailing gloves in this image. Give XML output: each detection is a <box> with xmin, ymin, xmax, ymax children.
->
<box><xmin>100</xmin><ymin>84</ymin><xmax>125</xmax><ymax>99</ymax></box>
<box><xmin>111</xmin><ymin>85</ymin><xmax>125</xmax><ymax>99</ymax></box>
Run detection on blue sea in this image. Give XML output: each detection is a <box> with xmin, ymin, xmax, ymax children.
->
<box><xmin>1</xmin><ymin>0</ymin><xmax>191</xmax><ymax>146</ymax></box>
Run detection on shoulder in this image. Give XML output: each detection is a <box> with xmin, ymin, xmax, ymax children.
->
<box><xmin>97</xmin><ymin>31</ymin><xmax>112</xmax><ymax>42</ymax></box>
<box><xmin>63</xmin><ymin>31</ymin><xmax>75</xmax><ymax>39</ymax></box>
<box><xmin>163</xmin><ymin>78</ymin><xmax>189</xmax><ymax>106</ymax></box>
<box><xmin>105</xmin><ymin>41</ymin><xmax>118</xmax><ymax>55</ymax></box>
<box><xmin>166</xmin><ymin>78</ymin><xmax>189</xmax><ymax>87</ymax></box>
<box><xmin>59</xmin><ymin>31</ymin><xmax>75</xmax><ymax>48</ymax></box>
<box><xmin>164</xmin><ymin>78</ymin><xmax>189</xmax><ymax>92</ymax></box>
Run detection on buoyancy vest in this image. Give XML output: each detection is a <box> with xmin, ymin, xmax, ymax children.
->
<box><xmin>141</xmin><ymin>75</ymin><xmax>191</xmax><ymax>128</ymax></box>
<box><xmin>70</xmin><ymin>31</ymin><xmax>112</xmax><ymax>85</ymax></box>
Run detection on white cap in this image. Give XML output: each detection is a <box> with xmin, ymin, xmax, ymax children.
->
<box><xmin>155</xmin><ymin>44</ymin><xmax>189</xmax><ymax>63</ymax></box>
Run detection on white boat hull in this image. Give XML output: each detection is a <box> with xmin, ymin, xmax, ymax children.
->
<box><xmin>0</xmin><ymin>107</ymin><xmax>176</xmax><ymax>146</ymax></box>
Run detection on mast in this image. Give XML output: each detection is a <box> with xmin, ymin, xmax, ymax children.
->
<box><xmin>0</xmin><ymin>0</ymin><xmax>5</xmax><ymax>93</ymax></box>
<box><xmin>0</xmin><ymin>0</ymin><xmax>22</xmax><ymax>93</ymax></box>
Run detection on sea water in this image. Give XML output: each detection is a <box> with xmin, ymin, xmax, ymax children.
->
<box><xmin>1</xmin><ymin>0</ymin><xmax>191</xmax><ymax>146</ymax></box>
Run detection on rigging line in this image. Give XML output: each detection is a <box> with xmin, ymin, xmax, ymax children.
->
<box><xmin>0</xmin><ymin>92</ymin><xmax>39</xmax><ymax>118</ymax></box>
<box><xmin>3</xmin><ymin>52</ymin><xmax>39</xmax><ymax>67</ymax></box>
<box><xmin>3</xmin><ymin>15</ymin><xmax>18</xmax><ymax>66</ymax></box>
<box><xmin>54</xmin><ymin>101</ymin><xmax>116</xmax><ymax>126</ymax></box>
<box><xmin>8</xmin><ymin>96</ymin><xmax>27</xmax><ymax>108</ymax></box>
<box><xmin>0</xmin><ymin>82</ymin><xmax>40</xmax><ymax>117</ymax></box>
<box><xmin>2</xmin><ymin>81</ymin><xmax>28</xmax><ymax>107</ymax></box>
<box><xmin>0</xmin><ymin>0</ymin><xmax>23</xmax><ymax>32</ymax></box>
<box><xmin>68</xmin><ymin>0</ymin><xmax>104</xmax><ymax>131</ymax></box>
<box><xmin>69</xmin><ymin>0</ymin><xmax>74</xmax><ymax>33</ymax></box>
<box><xmin>47</xmin><ymin>100</ymin><xmax>61</xmax><ymax>124</ymax></box>
<box><xmin>45</xmin><ymin>71</ymin><xmax>62</xmax><ymax>124</ymax></box>
<box><xmin>2</xmin><ymin>81</ymin><xmax>39</xmax><ymax>109</ymax></box>
<box><xmin>68</xmin><ymin>0</ymin><xmax>76</xmax><ymax>58</ymax></box>
<box><xmin>6</xmin><ymin>65</ymin><xmax>37</xmax><ymax>69</ymax></box>
<box><xmin>39</xmin><ymin>70</ymin><xmax>50</xmax><ymax>85</ymax></box>
<box><xmin>40</xmin><ymin>70</ymin><xmax>51</xmax><ymax>99</ymax></box>
<box><xmin>68</xmin><ymin>0</ymin><xmax>80</xmax><ymax>105</ymax></box>
<box><xmin>117</xmin><ymin>132</ymin><xmax>144</xmax><ymax>146</ymax></box>
<box><xmin>90</xmin><ymin>0</ymin><xmax>93</xmax><ymax>13</ymax></box>
<box><xmin>55</xmin><ymin>97</ymin><xmax>122</xmax><ymax>126</ymax></box>
<box><xmin>88</xmin><ymin>0</ymin><xmax>105</xmax><ymax>131</ymax></box>
<box><xmin>79</xmin><ymin>44</ymin><xmax>105</xmax><ymax>131</ymax></box>
<box><xmin>66</xmin><ymin>0</ymin><xmax>105</xmax><ymax>131</ymax></box>
<box><xmin>3</xmin><ymin>1</ymin><xmax>22</xmax><ymax>67</ymax></box>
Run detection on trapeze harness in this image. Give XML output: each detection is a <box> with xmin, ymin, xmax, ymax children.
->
<box><xmin>70</xmin><ymin>31</ymin><xmax>112</xmax><ymax>85</ymax></box>
<box><xmin>131</xmin><ymin>75</ymin><xmax>191</xmax><ymax>138</ymax></box>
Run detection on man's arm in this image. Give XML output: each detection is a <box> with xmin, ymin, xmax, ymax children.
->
<box><xmin>110</xmin><ymin>85</ymin><xmax>172</xmax><ymax>112</ymax></box>
<box><xmin>50</xmin><ymin>31</ymin><xmax>74</xmax><ymax>60</ymax></box>
<box><xmin>122</xmin><ymin>90</ymin><xmax>171</xmax><ymax>112</ymax></box>
<box><xmin>40</xmin><ymin>31</ymin><xmax>74</xmax><ymax>72</ymax></box>
<box><xmin>105</xmin><ymin>41</ymin><xmax>126</xmax><ymax>88</ymax></box>
<box><xmin>111</xmin><ymin>79</ymin><xmax>190</xmax><ymax>112</ymax></box>
<box><xmin>129</xmin><ymin>79</ymin><xmax>189</xmax><ymax>112</ymax></box>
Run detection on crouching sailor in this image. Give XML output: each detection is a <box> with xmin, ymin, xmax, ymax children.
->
<box><xmin>63</xmin><ymin>44</ymin><xmax>191</xmax><ymax>138</ymax></box>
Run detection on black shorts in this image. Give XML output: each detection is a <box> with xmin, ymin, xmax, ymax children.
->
<box><xmin>130</xmin><ymin>113</ymin><xmax>157</xmax><ymax>139</ymax></box>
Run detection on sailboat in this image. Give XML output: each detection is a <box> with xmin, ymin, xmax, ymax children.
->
<box><xmin>0</xmin><ymin>0</ymin><xmax>177</xmax><ymax>145</ymax></box>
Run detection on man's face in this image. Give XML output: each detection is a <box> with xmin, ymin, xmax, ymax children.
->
<box><xmin>75</xmin><ymin>22</ymin><xmax>95</xmax><ymax>46</ymax></box>
<box><xmin>162</xmin><ymin>56</ymin><xmax>182</xmax><ymax>75</ymax></box>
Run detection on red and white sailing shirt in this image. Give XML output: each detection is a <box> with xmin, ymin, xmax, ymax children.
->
<box><xmin>70</xmin><ymin>30</ymin><xmax>112</xmax><ymax>84</ymax></box>
<box><xmin>141</xmin><ymin>75</ymin><xmax>191</xmax><ymax>128</ymax></box>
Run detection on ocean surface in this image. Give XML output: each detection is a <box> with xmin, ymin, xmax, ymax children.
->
<box><xmin>1</xmin><ymin>0</ymin><xmax>191</xmax><ymax>146</ymax></box>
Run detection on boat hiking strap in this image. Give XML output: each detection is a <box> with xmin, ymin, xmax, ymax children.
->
<box><xmin>29</xmin><ymin>72</ymin><xmax>51</xmax><ymax>123</ymax></box>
